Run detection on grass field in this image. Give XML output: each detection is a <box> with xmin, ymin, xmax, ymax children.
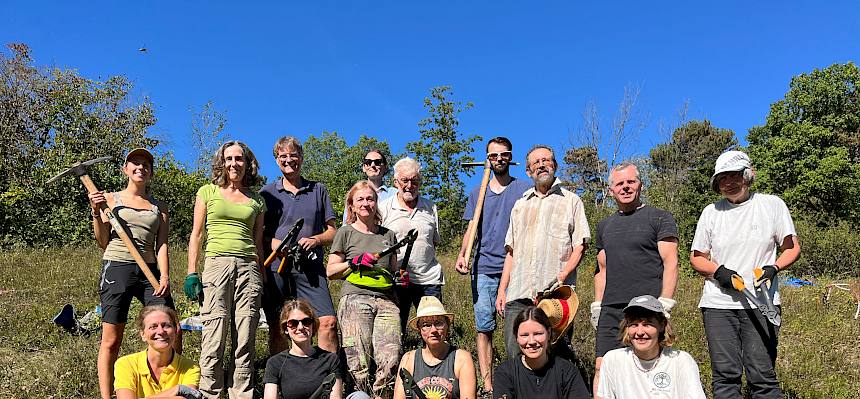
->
<box><xmin>1</xmin><ymin>246</ymin><xmax>858</xmax><ymax>398</ymax></box>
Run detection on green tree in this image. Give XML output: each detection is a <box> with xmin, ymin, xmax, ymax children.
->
<box><xmin>302</xmin><ymin>132</ymin><xmax>397</xmax><ymax>222</ymax></box>
<box><xmin>406</xmin><ymin>86</ymin><xmax>481</xmax><ymax>247</ymax></box>
<box><xmin>0</xmin><ymin>43</ymin><xmax>157</xmax><ymax>247</ymax></box>
<box><xmin>748</xmin><ymin>62</ymin><xmax>860</xmax><ymax>224</ymax></box>
<box><xmin>649</xmin><ymin>119</ymin><xmax>737</xmax><ymax>249</ymax></box>
<box><xmin>149</xmin><ymin>153</ymin><xmax>208</xmax><ymax>244</ymax></box>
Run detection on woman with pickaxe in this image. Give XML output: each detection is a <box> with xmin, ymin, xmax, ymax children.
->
<box><xmin>88</xmin><ymin>148</ymin><xmax>179</xmax><ymax>399</ymax></box>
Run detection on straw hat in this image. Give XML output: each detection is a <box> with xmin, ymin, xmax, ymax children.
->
<box><xmin>407</xmin><ymin>296</ymin><xmax>454</xmax><ymax>332</ymax></box>
<box><xmin>536</xmin><ymin>285</ymin><xmax>579</xmax><ymax>343</ymax></box>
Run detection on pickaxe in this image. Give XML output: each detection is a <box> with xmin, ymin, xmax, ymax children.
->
<box><xmin>458</xmin><ymin>160</ymin><xmax>520</xmax><ymax>275</ymax></box>
<box><xmin>47</xmin><ymin>156</ymin><xmax>161</xmax><ymax>291</ymax></box>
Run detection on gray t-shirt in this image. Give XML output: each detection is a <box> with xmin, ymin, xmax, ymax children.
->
<box><xmin>331</xmin><ymin>224</ymin><xmax>398</xmax><ymax>299</ymax></box>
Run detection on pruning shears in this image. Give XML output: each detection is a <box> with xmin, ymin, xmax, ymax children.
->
<box><xmin>262</xmin><ymin>218</ymin><xmax>304</xmax><ymax>273</ymax></box>
<box><xmin>356</xmin><ymin>229</ymin><xmax>419</xmax><ymax>278</ymax></box>
<box><xmin>731</xmin><ymin>271</ymin><xmax>781</xmax><ymax>326</ymax></box>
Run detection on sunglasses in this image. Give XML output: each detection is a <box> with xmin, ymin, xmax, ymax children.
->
<box><xmin>284</xmin><ymin>317</ymin><xmax>314</xmax><ymax>329</ymax></box>
<box><xmin>363</xmin><ymin>158</ymin><xmax>386</xmax><ymax>166</ymax></box>
<box><xmin>487</xmin><ymin>151</ymin><xmax>512</xmax><ymax>160</ymax></box>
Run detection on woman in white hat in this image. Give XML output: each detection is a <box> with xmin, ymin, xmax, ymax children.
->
<box><xmin>595</xmin><ymin>295</ymin><xmax>705</xmax><ymax>399</ymax></box>
<box><xmin>393</xmin><ymin>296</ymin><xmax>476</xmax><ymax>399</ymax></box>
<box><xmin>88</xmin><ymin>148</ymin><xmax>178</xmax><ymax>399</ymax></box>
<box><xmin>492</xmin><ymin>306</ymin><xmax>589</xmax><ymax>399</ymax></box>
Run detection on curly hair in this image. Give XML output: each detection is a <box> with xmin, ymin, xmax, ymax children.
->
<box><xmin>344</xmin><ymin>180</ymin><xmax>382</xmax><ymax>224</ymax></box>
<box><xmin>210</xmin><ymin>140</ymin><xmax>262</xmax><ymax>188</ymax></box>
<box><xmin>618</xmin><ymin>307</ymin><xmax>676</xmax><ymax>348</ymax></box>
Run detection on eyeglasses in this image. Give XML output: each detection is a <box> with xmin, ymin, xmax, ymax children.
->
<box><xmin>364</xmin><ymin>158</ymin><xmax>385</xmax><ymax>167</ymax></box>
<box><xmin>487</xmin><ymin>151</ymin><xmax>512</xmax><ymax>160</ymax></box>
<box><xmin>397</xmin><ymin>177</ymin><xmax>421</xmax><ymax>186</ymax></box>
<box><xmin>277</xmin><ymin>153</ymin><xmax>301</xmax><ymax>161</ymax></box>
<box><xmin>530</xmin><ymin>157</ymin><xmax>554</xmax><ymax>168</ymax></box>
<box><xmin>419</xmin><ymin>320</ymin><xmax>447</xmax><ymax>331</ymax></box>
<box><xmin>284</xmin><ymin>317</ymin><xmax>314</xmax><ymax>329</ymax></box>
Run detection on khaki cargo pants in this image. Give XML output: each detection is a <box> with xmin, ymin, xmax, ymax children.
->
<box><xmin>199</xmin><ymin>256</ymin><xmax>263</xmax><ymax>399</ymax></box>
<box><xmin>338</xmin><ymin>293</ymin><xmax>401</xmax><ymax>399</ymax></box>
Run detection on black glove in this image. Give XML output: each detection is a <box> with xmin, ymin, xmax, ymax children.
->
<box><xmin>756</xmin><ymin>265</ymin><xmax>778</xmax><ymax>286</ymax></box>
<box><xmin>713</xmin><ymin>265</ymin><xmax>738</xmax><ymax>290</ymax></box>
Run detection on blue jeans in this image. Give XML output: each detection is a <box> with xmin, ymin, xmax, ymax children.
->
<box><xmin>472</xmin><ymin>273</ymin><xmax>501</xmax><ymax>332</ymax></box>
<box><xmin>702</xmin><ymin>307</ymin><xmax>782</xmax><ymax>399</ymax></box>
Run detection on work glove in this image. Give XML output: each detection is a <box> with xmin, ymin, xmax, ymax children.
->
<box><xmin>348</xmin><ymin>252</ymin><xmax>377</xmax><ymax>272</ymax></box>
<box><xmin>755</xmin><ymin>265</ymin><xmax>778</xmax><ymax>286</ymax></box>
<box><xmin>183</xmin><ymin>273</ymin><xmax>203</xmax><ymax>301</ymax></box>
<box><xmin>176</xmin><ymin>384</ymin><xmax>203</xmax><ymax>399</ymax></box>
<box><xmin>658</xmin><ymin>297</ymin><xmax>676</xmax><ymax>318</ymax></box>
<box><xmin>713</xmin><ymin>265</ymin><xmax>739</xmax><ymax>290</ymax></box>
<box><xmin>589</xmin><ymin>301</ymin><xmax>601</xmax><ymax>330</ymax></box>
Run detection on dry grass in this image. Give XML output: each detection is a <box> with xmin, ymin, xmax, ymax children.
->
<box><xmin>0</xmin><ymin>247</ymin><xmax>858</xmax><ymax>398</ymax></box>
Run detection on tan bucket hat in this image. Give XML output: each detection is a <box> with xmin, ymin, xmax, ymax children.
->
<box><xmin>407</xmin><ymin>296</ymin><xmax>454</xmax><ymax>332</ymax></box>
<box><xmin>536</xmin><ymin>285</ymin><xmax>579</xmax><ymax>343</ymax></box>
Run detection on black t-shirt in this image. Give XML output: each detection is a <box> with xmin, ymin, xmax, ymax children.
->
<box><xmin>263</xmin><ymin>347</ymin><xmax>342</xmax><ymax>399</ymax></box>
<box><xmin>492</xmin><ymin>355</ymin><xmax>590</xmax><ymax>399</ymax></box>
<box><xmin>595</xmin><ymin>205</ymin><xmax>678</xmax><ymax>306</ymax></box>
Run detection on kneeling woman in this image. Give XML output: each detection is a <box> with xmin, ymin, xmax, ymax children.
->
<box><xmin>493</xmin><ymin>306</ymin><xmax>590</xmax><ymax>399</ymax></box>
<box><xmin>328</xmin><ymin>180</ymin><xmax>401</xmax><ymax>399</ymax></box>
<box><xmin>394</xmin><ymin>296</ymin><xmax>476</xmax><ymax>399</ymax></box>
<box><xmin>114</xmin><ymin>305</ymin><xmax>200</xmax><ymax>399</ymax></box>
<box><xmin>596</xmin><ymin>295</ymin><xmax>705</xmax><ymax>399</ymax></box>
<box><xmin>264</xmin><ymin>299</ymin><xmax>369</xmax><ymax>399</ymax></box>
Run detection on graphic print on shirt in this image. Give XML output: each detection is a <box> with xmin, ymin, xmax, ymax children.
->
<box><xmin>416</xmin><ymin>375</ymin><xmax>455</xmax><ymax>399</ymax></box>
<box><xmin>652</xmin><ymin>371</ymin><xmax>672</xmax><ymax>391</ymax></box>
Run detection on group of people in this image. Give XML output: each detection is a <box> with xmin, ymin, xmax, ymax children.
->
<box><xmin>88</xmin><ymin>134</ymin><xmax>800</xmax><ymax>399</ymax></box>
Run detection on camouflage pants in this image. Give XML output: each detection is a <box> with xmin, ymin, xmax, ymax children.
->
<box><xmin>338</xmin><ymin>293</ymin><xmax>402</xmax><ymax>399</ymax></box>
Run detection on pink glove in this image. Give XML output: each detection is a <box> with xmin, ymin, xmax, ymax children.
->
<box><xmin>349</xmin><ymin>252</ymin><xmax>377</xmax><ymax>271</ymax></box>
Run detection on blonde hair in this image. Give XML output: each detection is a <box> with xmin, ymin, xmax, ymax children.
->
<box><xmin>618</xmin><ymin>310</ymin><xmax>676</xmax><ymax>348</ymax></box>
<box><xmin>137</xmin><ymin>305</ymin><xmax>179</xmax><ymax>333</ymax></box>
<box><xmin>344</xmin><ymin>180</ymin><xmax>382</xmax><ymax>224</ymax></box>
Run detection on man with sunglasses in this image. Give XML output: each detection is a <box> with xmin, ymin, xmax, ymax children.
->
<box><xmin>343</xmin><ymin>150</ymin><xmax>394</xmax><ymax>223</ymax></box>
<box><xmin>455</xmin><ymin>136</ymin><xmax>531</xmax><ymax>395</ymax></box>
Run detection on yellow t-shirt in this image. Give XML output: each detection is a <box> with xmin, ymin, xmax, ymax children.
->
<box><xmin>114</xmin><ymin>350</ymin><xmax>200</xmax><ymax>397</ymax></box>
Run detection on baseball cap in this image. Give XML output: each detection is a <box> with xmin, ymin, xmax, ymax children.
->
<box><xmin>623</xmin><ymin>295</ymin><xmax>665</xmax><ymax>315</ymax></box>
<box><xmin>125</xmin><ymin>148</ymin><xmax>154</xmax><ymax>165</ymax></box>
<box><xmin>710</xmin><ymin>150</ymin><xmax>751</xmax><ymax>192</ymax></box>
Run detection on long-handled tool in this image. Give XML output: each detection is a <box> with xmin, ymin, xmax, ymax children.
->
<box><xmin>262</xmin><ymin>218</ymin><xmax>305</xmax><ymax>273</ymax></box>
<box><xmin>460</xmin><ymin>160</ymin><xmax>492</xmax><ymax>275</ymax></box>
<box><xmin>396</xmin><ymin>229</ymin><xmax>418</xmax><ymax>286</ymax></box>
<box><xmin>356</xmin><ymin>229</ymin><xmax>418</xmax><ymax>278</ymax></box>
<box><xmin>47</xmin><ymin>157</ymin><xmax>160</xmax><ymax>291</ymax></box>
<box><xmin>732</xmin><ymin>274</ymin><xmax>781</xmax><ymax>326</ymax></box>
<box><xmin>399</xmin><ymin>368</ymin><xmax>428</xmax><ymax>399</ymax></box>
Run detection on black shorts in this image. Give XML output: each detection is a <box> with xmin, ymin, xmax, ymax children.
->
<box><xmin>595</xmin><ymin>303</ymin><xmax>625</xmax><ymax>358</ymax></box>
<box><xmin>263</xmin><ymin>263</ymin><xmax>336</xmax><ymax>322</ymax></box>
<box><xmin>99</xmin><ymin>260</ymin><xmax>175</xmax><ymax>324</ymax></box>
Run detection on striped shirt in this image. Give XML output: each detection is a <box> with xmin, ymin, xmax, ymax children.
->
<box><xmin>504</xmin><ymin>179</ymin><xmax>590</xmax><ymax>301</ymax></box>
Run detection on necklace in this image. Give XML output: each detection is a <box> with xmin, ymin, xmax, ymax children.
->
<box><xmin>632</xmin><ymin>350</ymin><xmax>661</xmax><ymax>373</ymax></box>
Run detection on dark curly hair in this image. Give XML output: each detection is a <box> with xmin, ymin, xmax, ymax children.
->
<box><xmin>211</xmin><ymin>140</ymin><xmax>262</xmax><ymax>188</ymax></box>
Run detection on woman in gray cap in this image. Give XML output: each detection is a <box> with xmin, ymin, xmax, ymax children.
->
<box><xmin>690</xmin><ymin>150</ymin><xmax>800</xmax><ymax>398</ymax></box>
<box><xmin>595</xmin><ymin>295</ymin><xmax>705</xmax><ymax>399</ymax></box>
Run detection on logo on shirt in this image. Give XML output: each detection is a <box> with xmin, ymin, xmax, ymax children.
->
<box><xmin>652</xmin><ymin>372</ymin><xmax>671</xmax><ymax>389</ymax></box>
<box><xmin>416</xmin><ymin>376</ymin><xmax>454</xmax><ymax>399</ymax></box>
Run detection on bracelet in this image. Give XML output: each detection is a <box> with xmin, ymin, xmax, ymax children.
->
<box><xmin>91</xmin><ymin>209</ymin><xmax>100</xmax><ymax>218</ymax></box>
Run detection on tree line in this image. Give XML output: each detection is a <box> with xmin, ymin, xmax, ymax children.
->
<box><xmin>2</xmin><ymin>43</ymin><xmax>858</xmax><ymax>277</ymax></box>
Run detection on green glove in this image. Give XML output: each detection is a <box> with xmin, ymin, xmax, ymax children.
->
<box><xmin>183</xmin><ymin>273</ymin><xmax>203</xmax><ymax>301</ymax></box>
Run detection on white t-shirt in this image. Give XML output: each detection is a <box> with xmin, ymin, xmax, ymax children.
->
<box><xmin>597</xmin><ymin>347</ymin><xmax>706</xmax><ymax>399</ymax></box>
<box><xmin>691</xmin><ymin>193</ymin><xmax>796</xmax><ymax>309</ymax></box>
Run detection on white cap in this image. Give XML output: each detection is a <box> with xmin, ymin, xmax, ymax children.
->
<box><xmin>710</xmin><ymin>150</ymin><xmax>751</xmax><ymax>192</ymax></box>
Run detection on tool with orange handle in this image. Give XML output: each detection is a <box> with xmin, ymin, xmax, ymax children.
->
<box><xmin>731</xmin><ymin>273</ymin><xmax>781</xmax><ymax>326</ymax></box>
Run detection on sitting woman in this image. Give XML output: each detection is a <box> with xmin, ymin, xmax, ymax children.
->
<box><xmin>327</xmin><ymin>180</ymin><xmax>401</xmax><ymax>399</ymax></box>
<box><xmin>114</xmin><ymin>305</ymin><xmax>201</xmax><ymax>399</ymax></box>
<box><xmin>492</xmin><ymin>306</ymin><xmax>589</xmax><ymax>399</ymax></box>
<box><xmin>263</xmin><ymin>299</ymin><xmax>369</xmax><ymax>399</ymax></box>
<box><xmin>596</xmin><ymin>295</ymin><xmax>706</xmax><ymax>399</ymax></box>
<box><xmin>394</xmin><ymin>296</ymin><xmax>476</xmax><ymax>399</ymax></box>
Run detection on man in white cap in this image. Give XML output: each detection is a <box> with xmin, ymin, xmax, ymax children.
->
<box><xmin>690</xmin><ymin>150</ymin><xmax>801</xmax><ymax>398</ymax></box>
<box><xmin>591</xmin><ymin>161</ymin><xmax>679</xmax><ymax>394</ymax></box>
<box><xmin>596</xmin><ymin>295</ymin><xmax>706</xmax><ymax>399</ymax></box>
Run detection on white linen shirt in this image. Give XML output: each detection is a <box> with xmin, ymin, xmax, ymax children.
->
<box><xmin>504</xmin><ymin>179</ymin><xmax>590</xmax><ymax>301</ymax></box>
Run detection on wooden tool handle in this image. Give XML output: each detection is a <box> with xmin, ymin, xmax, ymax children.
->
<box><xmin>463</xmin><ymin>160</ymin><xmax>493</xmax><ymax>273</ymax></box>
<box><xmin>81</xmin><ymin>175</ymin><xmax>162</xmax><ymax>291</ymax></box>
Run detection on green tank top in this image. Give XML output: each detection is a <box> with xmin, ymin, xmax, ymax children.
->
<box><xmin>197</xmin><ymin>184</ymin><xmax>266</xmax><ymax>258</ymax></box>
<box><xmin>102</xmin><ymin>193</ymin><xmax>161</xmax><ymax>263</ymax></box>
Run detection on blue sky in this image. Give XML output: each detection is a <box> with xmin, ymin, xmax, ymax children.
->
<box><xmin>4</xmin><ymin>1</ymin><xmax>858</xmax><ymax>185</ymax></box>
